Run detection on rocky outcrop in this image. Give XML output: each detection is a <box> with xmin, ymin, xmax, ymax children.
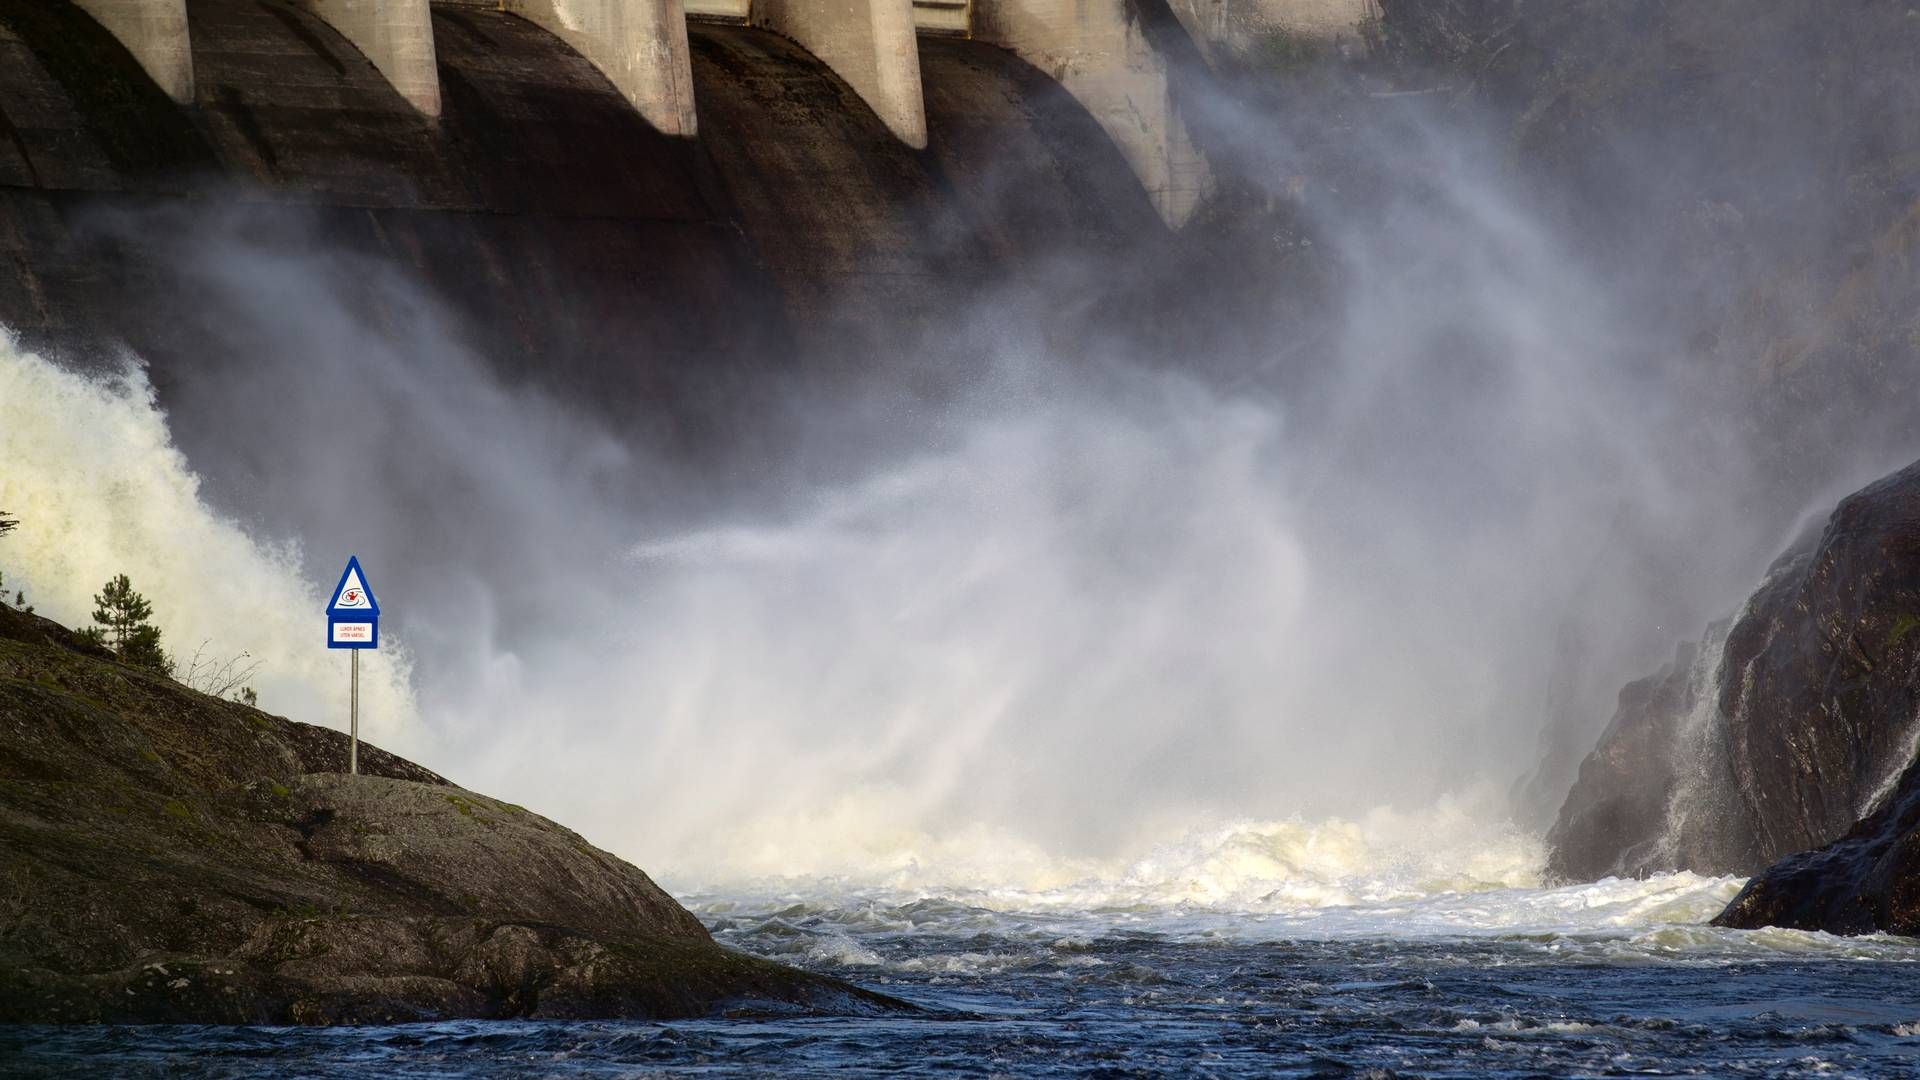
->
<box><xmin>1707</xmin><ymin>461</ymin><xmax>1920</xmax><ymax>936</ymax></box>
<box><xmin>1714</xmin><ymin>749</ymin><xmax>1920</xmax><ymax>936</ymax></box>
<box><xmin>1550</xmin><ymin>459</ymin><xmax>1920</xmax><ymax>883</ymax></box>
<box><xmin>0</xmin><ymin>604</ymin><xmax>904</xmax><ymax>1023</ymax></box>
<box><xmin>1543</xmin><ymin>640</ymin><xmax>1700</xmax><ymax>881</ymax></box>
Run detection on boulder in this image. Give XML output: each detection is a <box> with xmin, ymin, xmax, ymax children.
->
<box><xmin>1714</xmin><ymin>750</ymin><xmax>1920</xmax><ymax>935</ymax></box>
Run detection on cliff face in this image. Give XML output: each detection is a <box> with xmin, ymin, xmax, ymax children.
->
<box><xmin>1550</xmin><ymin>460</ymin><xmax>1920</xmax><ymax>893</ymax></box>
<box><xmin>1714</xmin><ymin>750</ymin><xmax>1920</xmax><ymax>936</ymax></box>
<box><xmin>1543</xmin><ymin>640</ymin><xmax>1702</xmax><ymax>881</ymax></box>
<box><xmin>1707</xmin><ymin>463</ymin><xmax>1920</xmax><ymax>935</ymax></box>
<box><xmin>0</xmin><ymin>605</ymin><xmax>900</xmax><ymax>1023</ymax></box>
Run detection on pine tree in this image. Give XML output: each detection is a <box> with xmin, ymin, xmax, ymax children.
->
<box><xmin>122</xmin><ymin>625</ymin><xmax>173</xmax><ymax>678</ymax></box>
<box><xmin>91</xmin><ymin>574</ymin><xmax>172</xmax><ymax>676</ymax></box>
<box><xmin>0</xmin><ymin>512</ymin><xmax>14</xmax><ymax>611</ymax></box>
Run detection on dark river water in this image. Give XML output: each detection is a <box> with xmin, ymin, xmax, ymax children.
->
<box><xmin>7</xmin><ymin>873</ymin><xmax>1920</xmax><ymax>1077</ymax></box>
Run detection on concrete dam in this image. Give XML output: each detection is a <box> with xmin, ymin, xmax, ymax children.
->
<box><xmin>0</xmin><ymin>0</ymin><xmax>1368</xmax><ymax>425</ymax></box>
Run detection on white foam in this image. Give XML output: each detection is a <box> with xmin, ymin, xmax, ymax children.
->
<box><xmin>9</xmin><ymin>337</ymin><xmax>1899</xmax><ymax>968</ymax></box>
<box><xmin>680</xmin><ymin>802</ymin><xmax>1758</xmax><ymax>954</ymax></box>
<box><xmin>0</xmin><ymin>336</ymin><xmax>420</xmax><ymax>750</ymax></box>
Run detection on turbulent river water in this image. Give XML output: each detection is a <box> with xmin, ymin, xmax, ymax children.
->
<box><xmin>7</xmin><ymin>344</ymin><xmax>1920</xmax><ymax>1076</ymax></box>
<box><xmin>10</xmin><ymin>831</ymin><xmax>1920</xmax><ymax>1078</ymax></box>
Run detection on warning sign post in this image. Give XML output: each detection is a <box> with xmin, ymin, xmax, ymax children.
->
<box><xmin>325</xmin><ymin>556</ymin><xmax>381</xmax><ymax>775</ymax></box>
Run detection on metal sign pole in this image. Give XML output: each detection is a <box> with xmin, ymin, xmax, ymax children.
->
<box><xmin>326</xmin><ymin>555</ymin><xmax>379</xmax><ymax>778</ymax></box>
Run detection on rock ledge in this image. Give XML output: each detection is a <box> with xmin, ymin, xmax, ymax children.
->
<box><xmin>0</xmin><ymin>605</ymin><xmax>905</xmax><ymax>1023</ymax></box>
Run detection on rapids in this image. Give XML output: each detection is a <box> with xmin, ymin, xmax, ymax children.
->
<box><xmin>7</xmin><ymin>334</ymin><xmax>1920</xmax><ymax>1076</ymax></box>
<box><xmin>11</xmin><ymin>866</ymin><xmax>1920</xmax><ymax>1076</ymax></box>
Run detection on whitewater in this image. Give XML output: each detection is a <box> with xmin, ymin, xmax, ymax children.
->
<box><xmin>7</xmin><ymin>337</ymin><xmax>1920</xmax><ymax>1075</ymax></box>
<box><xmin>15</xmin><ymin>856</ymin><xmax>1920</xmax><ymax>1076</ymax></box>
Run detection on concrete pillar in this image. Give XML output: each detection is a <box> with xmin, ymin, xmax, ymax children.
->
<box><xmin>300</xmin><ymin>0</ymin><xmax>442</xmax><ymax>116</ymax></box>
<box><xmin>1163</xmin><ymin>0</ymin><xmax>1374</xmax><ymax>63</ymax></box>
<box><xmin>752</xmin><ymin>0</ymin><xmax>927</xmax><ymax>148</ymax></box>
<box><xmin>970</xmin><ymin>0</ymin><xmax>1210</xmax><ymax>226</ymax></box>
<box><xmin>909</xmin><ymin>0</ymin><xmax>967</xmax><ymax>35</ymax></box>
<box><xmin>71</xmin><ymin>0</ymin><xmax>194</xmax><ymax>102</ymax></box>
<box><xmin>504</xmin><ymin>0</ymin><xmax>699</xmax><ymax>136</ymax></box>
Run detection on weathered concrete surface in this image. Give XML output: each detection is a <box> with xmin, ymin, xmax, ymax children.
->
<box><xmin>0</xmin><ymin>0</ymin><xmax>215</xmax><ymax>194</ymax></box>
<box><xmin>972</xmin><ymin>0</ymin><xmax>1211</xmax><ymax>225</ymax></box>
<box><xmin>71</xmin><ymin>0</ymin><xmax>193</xmax><ymax>102</ymax></box>
<box><xmin>911</xmin><ymin>0</ymin><xmax>967</xmax><ymax>34</ymax></box>
<box><xmin>0</xmin><ymin>605</ymin><xmax>906</xmax><ymax>1023</ymax></box>
<box><xmin>1166</xmin><ymin>0</ymin><xmax>1372</xmax><ymax>61</ymax></box>
<box><xmin>1261</xmin><ymin>0</ymin><xmax>1372</xmax><ymax>36</ymax></box>
<box><xmin>917</xmin><ymin>33</ymin><xmax>1160</xmax><ymax>254</ymax></box>
<box><xmin>496</xmin><ymin>0</ymin><xmax>700</xmax><ymax>136</ymax></box>
<box><xmin>751</xmin><ymin>0</ymin><xmax>927</xmax><ymax>146</ymax></box>
<box><xmin>301</xmin><ymin>0</ymin><xmax>441</xmax><ymax>115</ymax></box>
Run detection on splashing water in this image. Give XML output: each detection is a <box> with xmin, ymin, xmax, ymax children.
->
<box><xmin>0</xmin><ymin>332</ymin><xmax>1721</xmax><ymax>901</ymax></box>
<box><xmin>9</xmin><ymin>319</ymin><xmax>1920</xmax><ymax>1080</ymax></box>
<box><xmin>0</xmin><ymin>334</ymin><xmax>421</xmax><ymax>755</ymax></box>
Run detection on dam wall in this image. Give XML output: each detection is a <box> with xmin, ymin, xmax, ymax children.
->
<box><xmin>70</xmin><ymin>0</ymin><xmax>194</xmax><ymax>102</ymax></box>
<box><xmin>972</xmin><ymin>0</ymin><xmax>1208</xmax><ymax>225</ymax></box>
<box><xmin>36</xmin><ymin>0</ymin><xmax>1370</xmax><ymax>228</ymax></box>
<box><xmin>749</xmin><ymin>0</ymin><xmax>926</xmax><ymax>147</ymax></box>
<box><xmin>1165</xmin><ymin>0</ymin><xmax>1374</xmax><ymax>62</ymax></box>
<box><xmin>0</xmin><ymin>0</ymin><xmax>1162</xmax><ymax>441</ymax></box>
<box><xmin>303</xmin><ymin>0</ymin><xmax>442</xmax><ymax>116</ymax></box>
<box><xmin>499</xmin><ymin>0</ymin><xmax>698</xmax><ymax>135</ymax></box>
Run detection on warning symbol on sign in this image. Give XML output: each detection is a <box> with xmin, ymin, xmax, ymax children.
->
<box><xmin>325</xmin><ymin>556</ymin><xmax>381</xmax><ymax>650</ymax></box>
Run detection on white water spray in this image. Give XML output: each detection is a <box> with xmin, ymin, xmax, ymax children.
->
<box><xmin>0</xmin><ymin>335</ymin><xmax>421</xmax><ymax>755</ymax></box>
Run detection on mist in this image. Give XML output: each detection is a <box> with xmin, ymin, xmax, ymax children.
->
<box><xmin>5</xmin><ymin>28</ymin><xmax>1916</xmax><ymax>894</ymax></box>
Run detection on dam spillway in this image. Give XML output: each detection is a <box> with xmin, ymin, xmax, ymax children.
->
<box><xmin>0</xmin><ymin>0</ymin><xmax>1265</xmax><ymax>423</ymax></box>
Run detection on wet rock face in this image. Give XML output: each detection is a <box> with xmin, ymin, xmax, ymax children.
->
<box><xmin>0</xmin><ymin>606</ymin><xmax>902</xmax><ymax>1023</ymax></box>
<box><xmin>1550</xmin><ymin>459</ymin><xmax>1920</xmax><ymax>882</ymax></box>
<box><xmin>1544</xmin><ymin>641</ymin><xmax>1697</xmax><ymax>881</ymax></box>
<box><xmin>1713</xmin><ymin>463</ymin><xmax>1920</xmax><ymax>863</ymax></box>
<box><xmin>1714</xmin><ymin>752</ymin><xmax>1920</xmax><ymax>936</ymax></box>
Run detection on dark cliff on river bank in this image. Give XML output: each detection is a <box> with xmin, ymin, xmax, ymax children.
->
<box><xmin>1547</xmin><ymin>458</ymin><xmax>1920</xmax><ymax>937</ymax></box>
<box><xmin>0</xmin><ymin>604</ymin><xmax>905</xmax><ymax>1024</ymax></box>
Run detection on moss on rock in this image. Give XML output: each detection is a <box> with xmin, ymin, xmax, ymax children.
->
<box><xmin>0</xmin><ymin>605</ymin><xmax>909</xmax><ymax>1023</ymax></box>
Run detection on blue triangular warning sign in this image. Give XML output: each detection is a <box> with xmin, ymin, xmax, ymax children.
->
<box><xmin>326</xmin><ymin>556</ymin><xmax>381</xmax><ymax>617</ymax></box>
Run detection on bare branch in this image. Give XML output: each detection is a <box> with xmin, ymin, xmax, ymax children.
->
<box><xmin>181</xmin><ymin>639</ymin><xmax>265</xmax><ymax>701</ymax></box>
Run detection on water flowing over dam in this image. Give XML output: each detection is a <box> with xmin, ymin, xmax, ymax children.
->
<box><xmin>1</xmin><ymin>0</ymin><xmax>1903</xmax><ymax>880</ymax></box>
<box><xmin>8</xmin><ymin>0</ymin><xmax>1920</xmax><ymax>1073</ymax></box>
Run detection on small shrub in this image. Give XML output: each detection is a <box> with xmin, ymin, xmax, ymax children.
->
<box><xmin>180</xmin><ymin>640</ymin><xmax>263</xmax><ymax>700</ymax></box>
